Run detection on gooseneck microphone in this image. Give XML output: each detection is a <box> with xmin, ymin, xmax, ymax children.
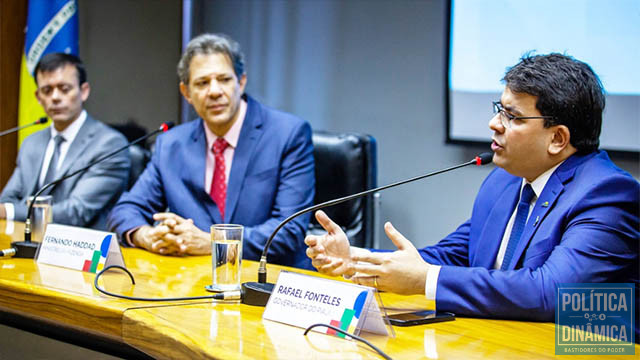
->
<box><xmin>6</xmin><ymin>122</ymin><xmax>175</xmax><ymax>259</ymax></box>
<box><xmin>0</xmin><ymin>117</ymin><xmax>48</xmax><ymax>137</ymax></box>
<box><xmin>241</xmin><ymin>152</ymin><xmax>494</xmax><ymax>306</ymax></box>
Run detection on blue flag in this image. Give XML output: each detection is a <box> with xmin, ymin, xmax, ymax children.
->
<box><xmin>18</xmin><ymin>0</ymin><xmax>79</xmax><ymax>145</ymax></box>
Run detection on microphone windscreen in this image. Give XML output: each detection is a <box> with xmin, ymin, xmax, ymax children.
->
<box><xmin>475</xmin><ymin>152</ymin><xmax>493</xmax><ymax>165</ymax></box>
<box><xmin>37</xmin><ymin>117</ymin><xmax>48</xmax><ymax>124</ymax></box>
<box><xmin>160</xmin><ymin>122</ymin><xmax>176</xmax><ymax>132</ymax></box>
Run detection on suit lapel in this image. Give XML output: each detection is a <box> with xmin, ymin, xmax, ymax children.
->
<box><xmin>472</xmin><ymin>177</ymin><xmax>521</xmax><ymax>268</ymax></box>
<box><xmin>56</xmin><ymin>116</ymin><xmax>95</xmax><ymax>178</ymax></box>
<box><xmin>225</xmin><ymin>98</ymin><xmax>264</xmax><ymax>223</ymax></box>
<box><xmin>505</xmin><ymin>154</ymin><xmax>588</xmax><ymax>269</ymax></box>
<box><xmin>28</xmin><ymin>128</ymin><xmax>52</xmax><ymax>195</ymax></box>
<box><xmin>506</xmin><ymin>174</ymin><xmax>564</xmax><ymax>269</ymax></box>
<box><xmin>182</xmin><ymin>120</ymin><xmax>223</xmax><ymax>224</ymax></box>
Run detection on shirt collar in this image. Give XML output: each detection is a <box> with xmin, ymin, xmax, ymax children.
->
<box><xmin>522</xmin><ymin>160</ymin><xmax>565</xmax><ymax>199</ymax></box>
<box><xmin>203</xmin><ymin>99</ymin><xmax>247</xmax><ymax>150</ymax></box>
<box><xmin>50</xmin><ymin>110</ymin><xmax>87</xmax><ymax>143</ymax></box>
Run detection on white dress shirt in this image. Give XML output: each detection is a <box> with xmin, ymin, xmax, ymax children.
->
<box><xmin>203</xmin><ymin>99</ymin><xmax>247</xmax><ymax>193</ymax></box>
<box><xmin>38</xmin><ymin>110</ymin><xmax>87</xmax><ymax>187</ymax></box>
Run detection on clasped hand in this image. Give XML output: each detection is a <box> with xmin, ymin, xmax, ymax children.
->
<box><xmin>133</xmin><ymin>212</ymin><xmax>210</xmax><ymax>256</ymax></box>
<box><xmin>305</xmin><ymin>210</ymin><xmax>429</xmax><ymax>295</ymax></box>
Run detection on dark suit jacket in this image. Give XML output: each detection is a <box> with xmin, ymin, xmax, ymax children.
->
<box><xmin>0</xmin><ymin>115</ymin><xmax>130</xmax><ymax>229</ymax></box>
<box><xmin>419</xmin><ymin>151</ymin><xmax>638</xmax><ymax>337</ymax></box>
<box><xmin>107</xmin><ymin>95</ymin><xmax>315</xmax><ymax>269</ymax></box>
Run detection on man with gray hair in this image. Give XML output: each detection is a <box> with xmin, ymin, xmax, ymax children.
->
<box><xmin>108</xmin><ymin>33</ymin><xmax>315</xmax><ymax>269</ymax></box>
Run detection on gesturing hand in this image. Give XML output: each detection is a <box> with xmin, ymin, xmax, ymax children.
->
<box><xmin>351</xmin><ymin>222</ymin><xmax>429</xmax><ymax>295</ymax></box>
<box><xmin>304</xmin><ymin>210</ymin><xmax>354</xmax><ymax>276</ymax></box>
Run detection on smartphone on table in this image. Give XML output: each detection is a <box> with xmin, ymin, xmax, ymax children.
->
<box><xmin>385</xmin><ymin>310</ymin><xmax>455</xmax><ymax>326</ymax></box>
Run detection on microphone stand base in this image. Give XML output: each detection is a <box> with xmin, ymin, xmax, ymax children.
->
<box><xmin>10</xmin><ymin>241</ymin><xmax>40</xmax><ymax>259</ymax></box>
<box><xmin>241</xmin><ymin>282</ymin><xmax>274</xmax><ymax>306</ymax></box>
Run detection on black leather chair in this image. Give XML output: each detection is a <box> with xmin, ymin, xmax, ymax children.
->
<box><xmin>308</xmin><ymin>131</ymin><xmax>379</xmax><ymax>248</ymax></box>
<box><xmin>127</xmin><ymin>145</ymin><xmax>150</xmax><ymax>190</ymax></box>
<box><xmin>110</xmin><ymin>122</ymin><xmax>151</xmax><ymax>190</ymax></box>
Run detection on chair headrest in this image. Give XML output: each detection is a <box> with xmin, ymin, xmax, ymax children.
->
<box><xmin>311</xmin><ymin>131</ymin><xmax>376</xmax><ymax>228</ymax></box>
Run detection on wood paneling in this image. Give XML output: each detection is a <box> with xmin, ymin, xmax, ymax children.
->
<box><xmin>0</xmin><ymin>0</ymin><xmax>27</xmax><ymax>188</ymax></box>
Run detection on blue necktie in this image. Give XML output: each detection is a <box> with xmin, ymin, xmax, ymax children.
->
<box><xmin>501</xmin><ymin>184</ymin><xmax>535</xmax><ymax>270</ymax></box>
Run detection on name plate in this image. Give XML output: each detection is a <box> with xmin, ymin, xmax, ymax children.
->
<box><xmin>263</xmin><ymin>271</ymin><xmax>390</xmax><ymax>337</ymax></box>
<box><xmin>36</xmin><ymin>224</ymin><xmax>125</xmax><ymax>273</ymax></box>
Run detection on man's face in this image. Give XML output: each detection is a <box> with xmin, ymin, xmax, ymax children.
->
<box><xmin>35</xmin><ymin>64</ymin><xmax>89</xmax><ymax>131</ymax></box>
<box><xmin>180</xmin><ymin>53</ymin><xmax>247</xmax><ymax>136</ymax></box>
<box><xmin>489</xmin><ymin>87</ymin><xmax>557</xmax><ymax>181</ymax></box>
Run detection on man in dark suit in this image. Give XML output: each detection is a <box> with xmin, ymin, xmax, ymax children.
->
<box><xmin>107</xmin><ymin>33</ymin><xmax>315</xmax><ymax>268</ymax></box>
<box><xmin>305</xmin><ymin>53</ymin><xmax>638</xmax><ymax>328</ymax></box>
<box><xmin>0</xmin><ymin>53</ymin><xmax>130</xmax><ymax>230</ymax></box>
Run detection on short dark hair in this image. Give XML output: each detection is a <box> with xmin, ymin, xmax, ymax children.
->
<box><xmin>34</xmin><ymin>52</ymin><xmax>87</xmax><ymax>86</ymax></box>
<box><xmin>503</xmin><ymin>53</ymin><xmax>604</xmax><ymax>154</ymax></box>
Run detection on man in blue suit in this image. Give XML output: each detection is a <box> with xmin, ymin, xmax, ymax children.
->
<box><xmin>108</xmin><ymin>34</ymin><xmax>315</xmax><ymax>268</ymax></box>
<box><xmin>305</xmin><ymin>53</ymin><xmax>638</xmax><ymax>331</ymax></box>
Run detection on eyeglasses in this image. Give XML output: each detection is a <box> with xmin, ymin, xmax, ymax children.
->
<box><xmin>492</xmin><ymin>101</ymin><xmax>554</xmax><ymax>128</ymax></box>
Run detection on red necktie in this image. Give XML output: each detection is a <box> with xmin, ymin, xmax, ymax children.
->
<box><xmin>210</xmin><ymin>137</ymin><xmax>229</xmax><ymax>219</ymax></box>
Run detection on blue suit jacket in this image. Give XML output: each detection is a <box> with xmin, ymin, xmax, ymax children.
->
<box><xmin>107</xmin><ymin>96</ymin><xmax>315</xmax><ymax>268</ymax></box>
<box><xmin>420</xmin><ymin>151</ymin><xmax>638</xmax><ymax>329</ymax></box>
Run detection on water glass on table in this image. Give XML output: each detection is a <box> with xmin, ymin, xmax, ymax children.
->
<box><xmin>208</xmin><ymin>224</ymin><xmax>243</xmax><ymax>292</ymax></box>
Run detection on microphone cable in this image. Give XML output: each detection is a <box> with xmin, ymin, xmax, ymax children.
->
<box><xmin>96</xmin><ymin>265</ymin><xmax>393</xmax><ymax>359</ymax></box>
<box><xmin>304</xmin><ymin>323</ymin><xmax>392</xmax><ymax>360</ymax></box>
<box><xmin>93</xmin><ymin>265</ymin><xmax>241</xmax><ymax>301</ymax></box>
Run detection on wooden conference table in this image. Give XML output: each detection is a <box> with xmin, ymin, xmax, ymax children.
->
<box><xmin>0</xmin><ymin>220</ymin><xmax>637</xmax><ymax>359</ymax></box>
